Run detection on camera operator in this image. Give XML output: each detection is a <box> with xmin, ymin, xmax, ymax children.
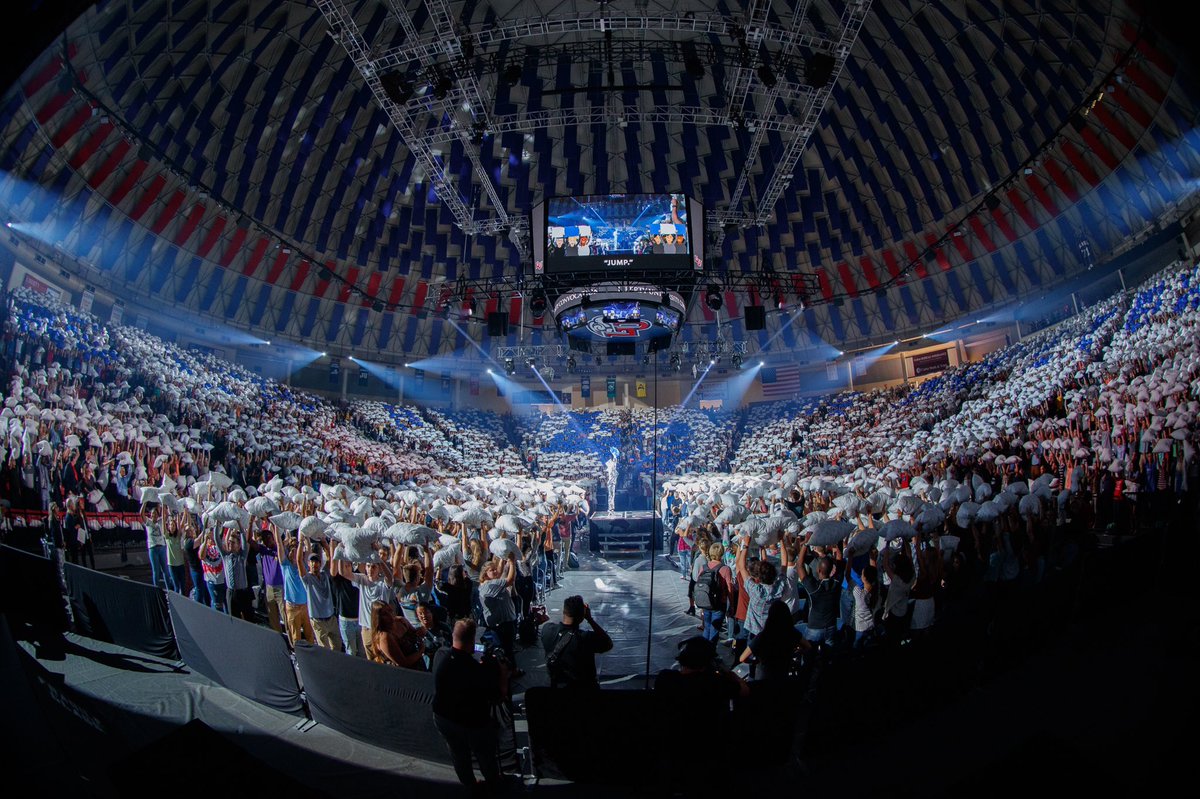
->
<box><xmin>655</xmin><ymin>636</ymin><xmax>749</xmax><ymax>701</ymax></box>
<box><xmin>432</xmin><ymin>619</ymin><xmax>511</xmax><ymax>792</ymax></box>
<box><xmin>540</xmin><ymin>594</ymin><xmax>613</xmax><ymax>689</ymax></box>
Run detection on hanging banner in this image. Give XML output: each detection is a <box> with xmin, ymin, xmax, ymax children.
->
<box><xmin>441</xmin><ymin>373</ymin><xmax>451</xmax><ymax>394</ymax></box>
<box><xmin>635</xmin><ymin>380</ymin><xmax>647</xmax><ymax>398</ymax></box>
<box><xmin>79</xmin><ymin>289</ymin><xmax>94</xmax><ymax>315</ymax></box>
<box><xmin>415</xmin><ymin>369</ymin><xmax>425</xmax><ymax>388</ymax></box>
<box><xmin>469</xmin><ymin>376</ymin><xmax>479</xmax><ymax>396</ymax></box>
<box><xmin>910</xmin><ymin>349</ymin><xmax>950</xmax><ymax>377</ymax></box>
<box><xmin>606</xmin><ymin>376</ymin><xmax>617</xmax><ymax>400</ymax></box>
<box><xmin>110</xmin><ymin>303</ymin><xmax>123</xmax><ymax>326</ymax></box>
<box><xmin>826</xmin><ymin>361</ymin><xmax>839</xmax><ymax>381</ymax></box>
<box><xmin>580</xmin><ymin>375</ymin><xmax>591</xmax><ymax>398</ymax></box>
<box><xmin>854</xmin><ymin>357</ymin><xmax>867</xmax><ymax>377</ymax></box>
<box><xmin>135</xmin><ymin>314</ymin><xmax>148</xmax><ymax>330</ymax></box>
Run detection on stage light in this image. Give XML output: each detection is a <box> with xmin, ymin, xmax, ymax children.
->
<box><xmin>691</xmin><ymin>363</ymin><xmax>699</xmax><ymax>378</ymax></box>
<box><xmin>530</xmin><ymin>293</ymin><xmax>547</xmax><ymax>317</ymax></box>
<box><xmin>467</xmin><ymin>298</ymin><xmax>476</xmax><ymax>315</ymax></box>
<box><xmin>670</xmin><ymin>352</ymin><xmax>682</xmax><ymax>372</ymax></box>
<box><xmin>705</xmin><ymin>284</ymin><xmax>723</xmax><ymax>311</ymax></box>
<box><xmin>487</xmin><ymin>368</ymin><xmax>493</xmax><ymax>374</ymax></box>
<box><xmin>567</xmin><ymin>356</ymin><xmax>577</xmax><ymax>373</ymax></box>
<box><xmin>759</xmin><ymin>361</ymin><xmax>765</xmax><ymax>367</ymax></box>
<box><xmin>732</xmin><ymin>354</ymin><xmax>743</xmax><ymax>369</ymax></box>
<box><xmin>504</xmin><ymin>358</ymin><xmax>515</xmax><ymax>375</ymax></box>
<box><xmin>642</xmin><ymin>355</ymin><xmax>650</xmax><ymax>365</ymax></box>
<box><xmin>526</xmin><ymin>357</ymin><xmax>536</xmax><ymax>369</ymax></box>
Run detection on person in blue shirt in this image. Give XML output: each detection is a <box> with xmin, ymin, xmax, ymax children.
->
<box><xmin>279</xmin><ymin>535</ymin><xmax>314</xmax><ymax>645</ymax></box>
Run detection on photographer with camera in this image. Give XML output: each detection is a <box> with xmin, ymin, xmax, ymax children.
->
<box><xmin>540</xmin><ymin>595</ymin><xmax>613</xmax><ymax>689</ymax></box>
<box><xmin>432</xmin><ymin>618</ymin><xmax>511</xmax><ymax>792</ymax></box>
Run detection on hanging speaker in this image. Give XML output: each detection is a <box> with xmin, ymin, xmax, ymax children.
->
<box><xmin>744</xmin><ymin>305</ymin><xmax>766</xmax><ymax>330</ymax></box>
<box><xmin>487</xmin><ymin>312</ymin><xmax>509</xmax><ymax>336</ymax></box>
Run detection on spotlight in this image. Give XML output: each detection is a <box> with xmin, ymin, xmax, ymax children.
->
<box><xmin>566</xmin><ymin>356</ymin><xmax>577</xmax><ymax>373</ymax></box>
<box><xmin>705</xmin><ymin>284</ymin><xmax>723</xmax><ymax>311</ymax></box>
<box><xmin>642</xmin><ymin>355</ymin><xmax>650</xmax><ymax>365</ymax></box>
<box><xmin>487</xmin><ymin>368</ymin><xmax>493</xmax><ymax>374</ymax></box>
<box><xmin>467</xmin><ymin>298</ymin><xmax>476</xmax><ymax>315</ymax></box>
<box><xmin>670</xmin><ymin>352</ymin><xmax>682</xmax><ymax>372</ymax></box>
<box><xmin>526</xmin><ymin>357</ymin><xmax>536</xmax><ymax>369</ymax></box>
<box><xmin>732</xmin><ymin>354</ymin><xmax>743</xmax><ymax>370</ymax></box>
<box><xmin>759</xmin><ymin>361</ymin><xmax>765</xmax><ymax>367</ymax></box>
<box><xmin>691</xmin><ymin>363</ymin><xmax>699</xmax><ymax>378</ymax></box>
<box><xmin>504</xmin><ymin>358</ymin><xmax>515</xmax><ymax>375</ymax></box>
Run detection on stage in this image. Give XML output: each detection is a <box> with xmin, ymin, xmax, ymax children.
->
<box><xmin>588</xmin><ymin>511</ymin><xmax>663</xmax><ymax>556</ymax></box>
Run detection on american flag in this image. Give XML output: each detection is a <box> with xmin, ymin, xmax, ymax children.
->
<box><xmin>760</xmin><ymin>363</ymin><xmax>801</xmax><ymax>400</ymax></box>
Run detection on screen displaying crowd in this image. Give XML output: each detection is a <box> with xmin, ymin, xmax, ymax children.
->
<box><xmin>545</xmin><ymin>193</ymin><xmax>690</xmax><ymax>258</ymax></box>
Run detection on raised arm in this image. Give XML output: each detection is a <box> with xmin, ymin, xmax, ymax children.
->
<box><xmin>796</xmin><ymin>542</ymin><xmax>810</xmax><ymax>580</ymax></box>
<box><xmin>423</xmin><ymin>545</ymin><xmax>434</xmax><ymax>589</ymax></box>
<box><xmin>505</xmin><ymin>553</ymin><xmax>517</xmax><ymax>587</ymax></box>
<box><xmin>735</xmin><ymin>534</ymin><xmax>750</xmax><ymax>581</ymax></box>
<box><xmin>293</xmin><ymin>533</ymin><xmax>305</xmax><ymax>573</ymax></box>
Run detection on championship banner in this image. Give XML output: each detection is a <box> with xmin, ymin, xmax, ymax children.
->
<box><xmin>414</xmin><ymin>369</ymin><xmax>425</xmax><ymax>387</ymax></box>
<box><xmin>80</xmin><ymin>289</ymin><xmax>94</xmax><ymax>315</ymax></box>
<box><xmin>606</xmin><ymin>376</ymin><xmax>617</xmax><ymax>400</ymax></box>
<box><xmin>469</xmin><ymin>376</ymin><xmax>479</xmax><ymax>396</ymax></box>
<box><xmin>110</xmin><ymin>303</ymin><xmax>123</xmax><ymax>325</ymax></box>
<box><xmin>635</xmin><ymin>380</ymin><xmax>647</xmax><ymax>398</ymax></box>
<box><xmin>910</xmin><ymin>349</ymin><xmax>950</xmax><ymax>377</ymax></box>
<box><xmin>580</xmin><ymin>375</ymin><xmax>591</xmax><ymax>398</ymax></box>
<box><xmin>441</xmin><ymin>373</ymin><xmax>451</xmax><ymax>394</ymax></box>
<box><xmin>826</xmin><ymin>361</ymin><xmax>839</xmax><ymax>381</ymax></box>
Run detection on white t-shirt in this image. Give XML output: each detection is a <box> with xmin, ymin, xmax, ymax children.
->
<box><xmin>350</xmin><ymin>574</ymin><xmax>396</xmax><ymax>631</ymax></box>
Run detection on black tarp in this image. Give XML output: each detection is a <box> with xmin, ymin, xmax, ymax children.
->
<box><xmin>64</xmin><ymin>564</ymin><xmax>178</xmax><ymax>660</ymax></box>
<box><xmin>167</xmin><ymin>592</ymin><xmax>304</xmax><ymax>715</ymax></box>
<box><xmin>0</xmin><ymin>544</ymin><xmax>69</xmax><ymax>632</ymax></box>
<box><xmin>293</xmin><ymin>641</ymin><xmax>451</xmax><ymax>764</ymax></box>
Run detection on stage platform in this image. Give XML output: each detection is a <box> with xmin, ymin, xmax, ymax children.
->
<box><xmin>588</xmin><ymin>511</ymin><xmax>662</xmax><ymax>557</ymax></box>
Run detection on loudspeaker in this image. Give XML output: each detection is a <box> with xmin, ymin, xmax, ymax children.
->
<box><xmin>744</xmin><ymin>305</ymin><xmax>766</xmax><ymax>330</ymax></box>
<box><xmin>487</xmin><ymin>312</ymin><xmax>508</xmax><ymax>336</ymax></box>
<box><xmin>568</xmin><ymin>336</ymin><xmax>592</xmax><ymax>354</ymax></box>
<box><xmin>806</xmin><ymin>53</ymin><xmax>835</xmax><ymax>88</ymax></box>
<box><xmin>380</xmin><ymin>72</ymin><xmax>413</xmax><ymax>105</ymax></box>
<box><xmin>647</xmin><ymin>335</ymin><xmax>671</xmax><ymax>353</ymax></box>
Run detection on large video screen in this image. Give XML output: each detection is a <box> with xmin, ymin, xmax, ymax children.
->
<box><xmin>538</xmin><ymin>193</ymin><xmax>701</xmax><ymax>275</ymax></box>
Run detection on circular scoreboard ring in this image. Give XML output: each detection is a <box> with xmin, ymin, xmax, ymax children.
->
<box><xmin>552</xmin><ymin>282</ymin><xmax>687</xmax><ymax>346</ymax></box>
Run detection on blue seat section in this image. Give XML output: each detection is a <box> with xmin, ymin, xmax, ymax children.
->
<box><xmin>827</xmin><ymin>302</ymin><xmax>845</xmax><ymax>341</ymax></box>
<box><xmin>324</xmin><ymin>301</ymin><xmax>345</xmax><ymax>342</ymax></box>
<box><xmin>922</xmin><ymin>277</ymin><xmax>943</xmax><ymax>317</ymax></box>
<box><xmin>248</xmin><ymin>282</ymin><xmax>272</xmax><ymax>327</ymax></box>
<box><xmin>350</xmin><ymin>307</ymin><xmax>369</xmax><ymax>347</ymax></box>
<box><xmin>274</xmin><ymin>289</ymin><xmax>297</xmax><ymax>333</ymax></box>
<box><xmin>197</xmin><ymin>265</ymin><xmax>224</xmax><ymax>313</ymax></box>
<box><xmin>851</xmin><ymin>297</ymin><xmax>871</xmax><ymax>338</ymax></box>
<box><xmin>175</xmin><ymin>256</ymin><xmax>200</xmax><ymax>303</ymax></box>
<box><xmin>968</xmin><ymin>260</ymin><xmax>993</xmax><ymax>305</ymax></box>
<box><xmin>944</xmin><ymin>268</ymin><xmax>968</xmax><ymax>311</ymax></box>
<box><xmin>299</xmin><ymin>296</ymin><xmax>321</xmax><ymax>338</ymax></box>
<box><xmin>1035</xmin><ymin>229</ymin><xmax>1065</xmax><ymax>278</ymax></box>
<box><xmin>428</xmin><ymin>318</ymin><xmax>444</xmax><ymax>355</ymax></box>
<box><xmin>898</xmin><ymin>284</ymin><xmax>919</xmax><ymax>325</ymax></box>
<box><xmin>148</xmin><ymin>241</ymin><xmax>181</xmax><ymax>294</ymax></box>
<box><xmin>123</xmin><ymin>227</ymin><xmax>153</xmax><ymax>285</ymax></box>
<box><xmin>990</xmin><ymin>252</ymin><xmax>1017</xmax><ymax>296</ymax></box>
<box><xmin>263</xmin><ymin>32</ymin><xmax>336</xmax><ymax>232</ymax></box>
<box><xmin>376</xmin><ymin>311</ymin><xmax>394</xmax><ymax>350</ymax></box>
<box><xmin>875</xmin><ymin>291</ymin><xmax>896</xmax><ymax>333</ymax></box>
<box><xmin>223</xmin><ymin>275</ymin><xmax>249</xmax><ymax>319</ymax></box>
<box><xmin>402</xmin><ymin>315</ymin><xmax>418</xmax><ymax>352</ymax></box>
<box><xmin>0</xmin><ymin>114</ymin><xmax>35</xmax><ymax>172</ymax></box>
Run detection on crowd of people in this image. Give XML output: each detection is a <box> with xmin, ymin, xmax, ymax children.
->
<box><xmin>3</xmin><ymin>255</ymin><xmax>1198</xmax><ymax>789</ymax></box>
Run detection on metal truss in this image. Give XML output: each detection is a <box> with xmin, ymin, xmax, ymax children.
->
<box><xmin>742</xmin><ymin>1</ymin><xmax>874</xmax><ymax>231</ymax></box>
<box><xmin>372</xmin><ymin>12</ymin><xmax>842</xmax><ymax>72</ymax></box>
<box><xmin>316</xmin><ymin>0</ymin><xmax>512</xmax><ymax>243</ymax></box>
<box><xmin>421</xmin><ymin>104</ymin><xmax>806</xmax><ymax>147</ymax></box>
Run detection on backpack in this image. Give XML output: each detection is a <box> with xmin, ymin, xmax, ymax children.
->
<box><xmin>694</xmin><ymin>563</ymin><xmax>726</xmax><ymax>611</ymax></box>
